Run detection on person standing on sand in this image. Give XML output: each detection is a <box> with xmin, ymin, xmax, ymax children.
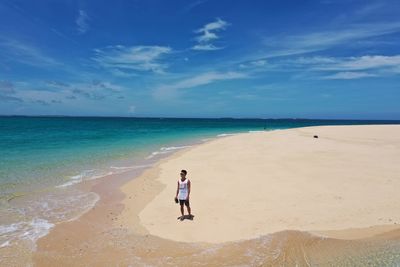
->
<box><xmin>175</xmin><ymin>169</ymin><xmax>192</xmax><ymax>221</ymax></box>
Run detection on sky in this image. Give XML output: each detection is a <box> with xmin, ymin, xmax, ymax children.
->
<box><xmin>0</xmin><ymin>0</ymin><xmax>400</xmax><ymax>119</ymax></box>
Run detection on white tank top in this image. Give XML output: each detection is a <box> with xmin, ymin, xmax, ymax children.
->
<box><xmin>178</xmin><ymin>179</ymin><xmax>189</xmax><ymax>200</ymax></box>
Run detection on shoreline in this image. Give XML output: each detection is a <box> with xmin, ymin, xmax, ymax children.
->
<box><xmin>31</xmin><ymin>134</ymin><xmax>223</xmax><ymax>265</ymax></box>
<box><xmin>32</xmin><ymin>125</ymin><xmax>400</xmax><ymax>265</ymax></box>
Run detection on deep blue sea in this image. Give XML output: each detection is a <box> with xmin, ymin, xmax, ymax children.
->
<box><xmin>0</xmin><ymin>116</ymin><xmax>399</xmax><ymax>250</ymax></box>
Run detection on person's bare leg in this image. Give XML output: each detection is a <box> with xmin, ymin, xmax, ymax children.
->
<box><xmin>180</xmin><ymin>204</ymin><xmax>184</xmax><ymax>216</ymax></box>
<box><xmin>187</xmin><ymin>205</ymin><xmax>191</xmax><ymax>216</ymax></box>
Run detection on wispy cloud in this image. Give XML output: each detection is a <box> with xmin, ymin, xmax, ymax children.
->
<box><xmin>93</xmin><ymin>45</ymin><xmax>172</xmax><ymax>75</ymax></box>
<box><xmin>316</xmin><ymin>55</ymin><xmax>400</xmax><ymax>79</ymax></box>
<box><xmin>322</xmin><ymin>55</ymin><xmax>400</xmax><ymax>71</ymax></box>
<box><xmin>13</xmin><ymin>89</ymin><xmax>64</xmax><ymax>105</ymax></box>
<box><xmin>253</xmin><ymin>54</ymin><xmax>400</xmax><ymax>79</ymax></box>
<box><xmin>183</xmin><ymin>0</ymin><xmax>209</xmax><ymax>12</ymax></box>
<box><xmin>353</xmin><ymin>2</ymin><xmax>387</xmax><ymax>17</ymax></box>
<box><xmin>261</xmin><ymin>22</ymin><xmax>400</xmax><ymax>58</ymax></box>
<box><xmin>0</xmin><ymin>80</ymin><xmax>16</xmax><ymax>94</ymax></box>
<box><xmin>192</xmin><ymin>18</ymin><xmax>229</xmax><ymax>51</ymax></box>
<box><xmin>70</xmin><ymin>80</ymin><xmax>124</xmax><ymax>100</ymax></box>
<box><xmin>192</xmin><ymin>43</ymin><xmax>223</xmax><ymax>51</ymax></box>
<box><xmin>0</xmin><ymin>95</ymin><xmax>24</xmax><ymax>103</ymax></box>
<box><xmin>291</xmin><ymin>54</ymin><xmax>400</xmax><ymax>71</ymax></box>
<box><xmin>322</xmin><ymin>71</ymin><xmax>377</xmax><ymax>80</ymax></box>
<box><xmin>46</xmin><ymin>81</ymin><xmax>70</xmax><ymax>88</ymax></box>
<box><xmin>153</xmin><ymin>71</ymin><xmax>247</xmax><ymax>99</ymax></box>
<box><xmin>0</xmin><ymin>37</ymin><xmax>59</xmax><ymax>66</ymax></box>
<box><xmin>76</xmin><ymin>10</ymin><xmax>90</xmax><ymax>34</ymax></box>
<box><xmin>1</xmin><ymin>79</ymin><xmax>126</xmax><ymax>105</ymax></box>
<box><xmin>239</xmin><ymin>59</ymin><xmax>267</xmax><ymax>69</ymax></box>
<box><xmin>0</xmin><ymin>80</ymin><xmax>23</xmax><ymax>102</ymax></box>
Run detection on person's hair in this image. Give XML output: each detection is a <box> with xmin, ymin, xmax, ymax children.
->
<box><xmin>181</xmin><ymin>169</ymin><xmax>187</xmax><ymax>175</ymax></box>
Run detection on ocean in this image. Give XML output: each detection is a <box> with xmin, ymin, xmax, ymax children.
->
<box><xmin>0</xmin><ymin>116</ymin><xmax>399</xmax><ymax>256</ymax></box>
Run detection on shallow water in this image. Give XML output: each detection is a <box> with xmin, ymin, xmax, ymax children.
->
<box><xmin>34</xmin><ymin>225</ymin><xmax>400</xmax><ymax>266</ymax></box>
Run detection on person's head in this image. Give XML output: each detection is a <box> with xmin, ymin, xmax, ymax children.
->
<box><xmin>180</xmin><ymin>169</ymin><xmax>187</xmax><ymax>178</ymax></box>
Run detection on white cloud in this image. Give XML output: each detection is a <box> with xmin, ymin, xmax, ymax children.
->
<box><xmin>251</xmin><ymin>60</ymin><xmax>267</xmax><ymax>67</ymax></box>
<box><xmin>109</xmin><ymin>68</ymin><xmax>138</xmax><ymax>77</ymax></box>
<box><xmin>299</xmin><ymin>55</ymin><xmax>400</xmax><ymax>75</ymax></box>
<box><xmin>270</xmin><ymin>54</ymin><xmax>400</xmax><ymax>79</ymax></box>
<box><xmin>287</xmin><ymin>56</ymin><xmax>338</xmax><ymax>65</ymax></box>
<box><xmin>192</xmin><ymin>18</ymin><xmax>229</xmax><ymax>51</ymax></box>
<box><xmin>0</xmin><ymin>37</ymin><xmax>59</xmax><ymax>66</ymax></box>
<box><xmin>354</xmin><ymin>2</ymin><xmax>386</xmax><ymax>17</ymax></box>
<box><xmin>92</xmin><ymin>81</ymin><xmax>124</xmax><ymax>92</ymax></box>
<box><xmin>46</xmin><ymin>81</ymin><xmax>70</xmax><ymax>88</ymax></box>
<box><xmin>331</xmin><ymin>55</ymin><xmax>400</xmax><ymax>70</ymax></box>
<box><xmin>0</xmin><ymin>80</ymin><xmax>22</xmax><ymax>103</ymax></box>
<box><xmin>0</xmin><ymin>80</ymin><xmax>15</xmax><ymax>94</ymax></box>
<box><xmin>183</xmin><ymin>0</ymin><xmax>209</xmax><ymax>12</ymax></box>
<box><xmin>239</xmin><ymin>59</ymin><xmax>267</xmax><ymax>68</ymax></box>
<box><xmin>322</xmin><ymin>71</ymin><xmax>377</xmax><ymax>80</ymax></box>
<box><xmin>261</xmin><ymin>22</ymin><xmax>400</xmax><ymax>58</ymax></box>
<box><xmin>76</xmin><ymin>10</ymin><xmax>90</xmax><ymax>34</ymax></box>
<box><xmin>19</xmin><ymin>80</ymin><xmax>126</xmax><ymax>104</ymax></box>
<box><xmin>281</xmin><ymin>55</ymin><xmax>400</xmax><ymax>71</ymax></box>
<box><xmin>93</xmin><ymin>45</ymin><xmax>172</xmax><ymax>74</ymax></box>
<box><xmin>153</xmin><ymin>71</ymin><xmax>247</xmax><ymax>99</ymax></box>
<box><xmin>0</xmin><ymin>95</ymin><xmax>23</xmax><ymax>103</ymax></box>
<box><xmin>69</xmin><ymin>80</ymin><xmax>125</xmax><ymax>100</ymax></box>
<box><xmin>14</xmin><ymin>89</ymin><xmax>66</xmax><ymax>104</ymax></box>
<box><xmin>1</xmin><ymin>79</ymin><xmax>127</xmax><ymax>105</ymax></box>
<box><xmin>192</xmin><ymin>44</ymin><xmax>222</xmax><ymax>51</ymax></box>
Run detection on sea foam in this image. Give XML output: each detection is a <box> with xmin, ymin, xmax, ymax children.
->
<box><xmin>146</xmin><ymin>145</ymin><xmax>192</xmax><ymax>159</ymax></box>
<box><xmin>0</xmin><ymin>218</ymin><xmax>54</xmax><ymax>250</ymax></box>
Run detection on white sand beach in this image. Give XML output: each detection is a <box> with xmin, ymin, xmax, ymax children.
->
<box><xmin>119</xmin><ymin>125</ymin><xmax>400</xmax><ymax>243</ymax></box>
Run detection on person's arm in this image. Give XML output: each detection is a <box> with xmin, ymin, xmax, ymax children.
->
<box><xmin>175</xmin><ymin>181</ymin><xmax>179</xmax><ymax>199</ymax></box>
<box><xmin>186</xmin><ymin>180</ymin><xmax>191</xmax><ymax>200</ymax></box>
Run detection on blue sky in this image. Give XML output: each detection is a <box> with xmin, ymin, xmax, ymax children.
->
<box><xmin>0</xmin><ymin>0</ymin><xmax>399</xmax><ymax>119</ymax></box>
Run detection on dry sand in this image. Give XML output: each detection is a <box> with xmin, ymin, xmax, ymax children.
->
<box><xmin>119</xmin><ymin>125</ymin><xmax>400</xmax><ymax>243</ymax></box>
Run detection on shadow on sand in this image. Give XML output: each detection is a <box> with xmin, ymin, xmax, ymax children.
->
<box><xmin>177</xmin><ymin>214</ymin><xmax>195</xmax><ymax>221</ymax></box>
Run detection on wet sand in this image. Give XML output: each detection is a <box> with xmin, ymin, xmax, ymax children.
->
<box><xmin>32</xmin><ymin>125</ymin><xmax>400</xmax><ymax>266</ymax></box>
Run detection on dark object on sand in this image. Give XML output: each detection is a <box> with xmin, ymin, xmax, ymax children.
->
<box><xmin>177</xmin><ymin>214</ymin><xmax>195</xmax><ymax>221</ymax></box>
<box><xmin>313</xmin><ymin>135</ymin><xmax>319</xmax><ymax>138</ymax></box>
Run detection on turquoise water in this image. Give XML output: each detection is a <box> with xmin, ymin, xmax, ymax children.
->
<box><xmin>0</xmin><ymin>116</ymin><xmax>399</xmax><ymax>249</ymax></box>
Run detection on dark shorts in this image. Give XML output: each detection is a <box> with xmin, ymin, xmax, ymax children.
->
<box><xmin>179</xmin><ymin>199</ymin><xmax>190</xmax><ymax>206</ymax></box>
